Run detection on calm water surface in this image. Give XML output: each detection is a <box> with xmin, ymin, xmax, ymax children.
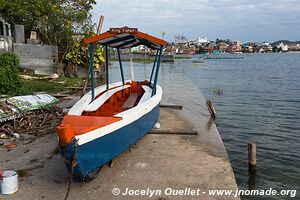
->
<box><xmin>110</xmin><ymin>53</ymin><xmax>299</xmax><ymax>199</ymax></box>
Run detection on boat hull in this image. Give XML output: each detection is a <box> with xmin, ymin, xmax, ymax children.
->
<box><xmin>60</xmin><ymin>104</ymin><xmax>160</xmax><ymax>180</ymax></box>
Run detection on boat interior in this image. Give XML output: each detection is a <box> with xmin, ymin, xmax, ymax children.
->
<box><xmin>57</xmin><ymin>81</ymin><xmax>152</xmax><ymax>144</ymax></box>
<box><xmin>83</xmin><ymin>81</ymin><xmax>147</xmax><ymax>117</ymax></box>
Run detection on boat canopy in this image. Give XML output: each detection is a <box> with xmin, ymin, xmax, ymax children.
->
<box><xmin>84</xmin><ymin>26</ymin><xmax>167</xmax><ymax>100</ymax></box>
<box><xmin>84</xmin><ymin>26</ymin><xmax>167</xmax><ymax>50</ymax></box>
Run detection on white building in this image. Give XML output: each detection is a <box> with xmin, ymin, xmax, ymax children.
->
<box><xmin>277</xmin><ymin>42</ymin><xmax>288</xmax><ymax>52</ymax></box>
<box><xmin>197</xmin><ymin>36</ymin><xmax>209</xmax><ymax>46</ymax></box>
<box><xmin>236</xmin><ymin>41</ymin><xmax>243</xmax><ymax>46</ymax></box>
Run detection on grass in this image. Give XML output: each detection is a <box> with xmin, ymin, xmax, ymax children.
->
<box><xmin>21</xmin><ymin>76</ymin><xmax>83</xmax><ymax>94</ymax></box>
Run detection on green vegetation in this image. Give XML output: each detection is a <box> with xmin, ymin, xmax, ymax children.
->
<box><xmin>0</xmin><ymin>0</ymin><xmax>96</xmax><ymax>46</ymax></box>
<box><xmin>0</xmin><ymin>52</ymin><xmax>82</xmax><ymax>96</ymax></box>
<box><xmin>0</xmin><ymin>0</ymin><xmax>105</xmax><ymax>78</ymax></box>
<box><xmin>65</xmin><ymin>32</ymin><xmax>105</xmax><ymax>76</ymax></box>
<box><xmin>196</xmin><ymin>46</ymin><xmax>205</xmax><ymax>54</ymax></box>
<box><xmin>22</xmin><ymin>77</ymin><xmax>82</xmax><ymax>94</ymax></box>
<box><xmin>0</xmin><ymin>52</ymin><xmax>24</xmax><ymax>95</ymax></box>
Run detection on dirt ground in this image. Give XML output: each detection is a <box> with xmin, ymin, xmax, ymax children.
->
<box><xmin>0</xmin><ymin>96</ymin><xmax>239</xmax><ymax>200</ymax></box>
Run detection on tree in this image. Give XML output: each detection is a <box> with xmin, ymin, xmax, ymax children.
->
<box><xmin>174</xmin><ymin>34</ymin><xmax>188</xmax><ymax>44</ymax></box>
<box><xmin>65</xmin><ymin>31</ymin><xmax>105</xmax><ymax>77</ymax></box>
<box><xmin>0</xmin><ymin>0</ymin><xmax>96</xmax><ymax>46</ymax></box>
<box><xmin>0</xmin><ymin>0</ymin><xmax>106</xmax><ymax>78</ymax></box>
<box><xmin>272</xmin><ymin>46</ymin><xmax>279</xmax><ymax>52</ymax></box>
<box><xmin>196</xmin><ymin>46</ymin><xmax>205</xmax><ymax>54</ymax></box>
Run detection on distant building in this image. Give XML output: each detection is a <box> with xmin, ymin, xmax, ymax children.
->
<box><xmin>204</xmin><ymin>45</ymin><xmax>213</xmax><ymax>54</ymax></box>
<box><xmin>242</xmin><ymin>43</ymin><xmax>254</xmax><ymax>53</ymax></box>
<box><xmin>227</xmin><ymin>42</ymin><xmax>242</xmax><ymax>53</ymax></box>
<box><xmin>236</xmin><ymin>41</ymin><xmax>243</xmax><ymax>46</ymax></box>
<box><xmin>277</xmin><ymin>42</ymin><xmax>288</xmax><ymax>52</ymax></box>
<box><xmin>197</xmin><ymin>36</ymin><xmax>210</xmax><ymax>46</ymax></box>
<box><xmin>259</xmin><ymin>42</ymin><xmax>273</xmax><ymax>53</ymax></box>
<box><xmin>218</xmin><ymin>42</ymin><xmax>228</xmax><ymax>53</ymax></box>
<box><xmin>287</xmin><ymin>43</ymin><xmax>300</xmax><ymax>51</ymax></box>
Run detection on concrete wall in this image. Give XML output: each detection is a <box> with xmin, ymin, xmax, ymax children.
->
<box><xmin>14</xmin><ymin>25</ymin><xmax>25</xmax><ymax>44</ymax></box>
<box><xmin>13</xmin><ymin>43</ymin><xmax>58</xmax><ymax>75</ymax></box>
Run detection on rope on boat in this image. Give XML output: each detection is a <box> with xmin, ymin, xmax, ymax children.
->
<box><xmin>64</xmin><ymin>139</ymin><xmax>78</xmax><ymax>200</ymax></box>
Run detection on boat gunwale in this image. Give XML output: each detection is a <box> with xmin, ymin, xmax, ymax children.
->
<box><xmin>71</xmin><ymin>82</ymin><xmax>162</xmax><ymax>145</ymax></box>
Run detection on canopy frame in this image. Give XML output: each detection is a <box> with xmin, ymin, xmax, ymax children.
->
<box><xmin>86</xmin><ymin>27</ymin><xmax>167</xmax><ymax>100</ymax></box>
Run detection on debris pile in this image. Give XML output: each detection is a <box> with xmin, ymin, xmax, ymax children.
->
<box><xmin>0</xmin><ymin>106</ymin><xmax>63</xmax><ymax>140</ymax></box>
<box><xmin>0</xmin><ymin>94</ymin><xmax>62</xmax><ymax>147</ymax></box>
<box><xmin>0</xmin><ymin>94</ymin><xmax>59</xmax><ymax>123</ymax></box>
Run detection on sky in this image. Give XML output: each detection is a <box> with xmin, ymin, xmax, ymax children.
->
<box><xmin>91</xmin><ymin>0</ymin><xmax>300</xmax><ymax>42</ymax></box>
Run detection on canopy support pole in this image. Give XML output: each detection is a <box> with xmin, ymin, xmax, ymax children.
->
<box><xmin>152</xmin><ymin>46</ymin><xmax>163</xmax><ymax>96</ymax></box>
<box><xmin>150</xmin><ymin>49</ymin><xmax>159</xmax><ymax>83</ymax></box>
<box><xmin>89</xmin><ymin>44</ymin><xmax>95</xmax><ymax>100</ymax></box>
<box><xmin>117</xmin><ymin>48</ymin><xmax>125</xmax><ymax>85</ymax></box>
<box><xmin>129</xmin><ymin>48</ymin><xmax>135</xmax><ymax>80</ymax></box>
<box><xmin>105</xmin><ymin>45</ymin><xmax>109</xmax><ymax>90</ymax></box>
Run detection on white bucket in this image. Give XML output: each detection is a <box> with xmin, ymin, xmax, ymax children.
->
<box><xmin>0</xmin><ymin>170</ymin><xmax>18</xmax><ymax>194</ymax></box>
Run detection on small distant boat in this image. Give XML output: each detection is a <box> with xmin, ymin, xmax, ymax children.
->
<box><xmin>56</xmin><ymin>27</ymin><xmax>167</xmax><ymax>181</ymax></box>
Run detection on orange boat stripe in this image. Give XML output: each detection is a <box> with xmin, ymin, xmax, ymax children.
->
<box><xmin>57</xmin><ymin>115</ymin><xmax>122</xmax><ymax>144</ymax></box>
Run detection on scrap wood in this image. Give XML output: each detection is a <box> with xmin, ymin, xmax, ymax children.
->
<box><xmin>20</xmin><ymin>73</ymin><xmax>59</xmax><ymax>81</ymax></box>
<box><xmin>0</xmin><ymin>101</ymin><xmax>13</xmax><ymax>112</ymax></box>
<box><xmin>0</xmin><ymin>106</ymin><xmax>63</xmax><ymax>138</ymax></box>
<box><xmin>0</xmin><ymin>94</ymin><xmax>59</xmax><ymax>123</ymax></box>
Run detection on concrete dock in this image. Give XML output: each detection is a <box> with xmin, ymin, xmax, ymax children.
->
<box><xmin>1</xmin><ymin>93</ymin><xmax>239</xmax><ymax>199</ymax></box>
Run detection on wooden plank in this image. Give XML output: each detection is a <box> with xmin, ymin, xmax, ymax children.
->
<box><xmin>160</xmin><ymin>104</ymin><xmax>183</xmax><ymax>110</ymax></box>
<box><xmin>122</xmin><ymin>93</ymin><xmax>139</xmax><ymax>108</ymax></box>
<box><xmin>206</xmin><ymin>100</ymin><xmax>216</xmax><ymax>118</ymax></box>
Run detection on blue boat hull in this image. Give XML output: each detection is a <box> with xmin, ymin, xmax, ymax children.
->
<box><xmin>60</xmin><ymin>105</ymin><xmax>160</xmax><ymax>180</ymax></box>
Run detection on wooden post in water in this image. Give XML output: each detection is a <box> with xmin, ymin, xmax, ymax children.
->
<box><xmin>206</xmin><ymin>100</ymin><xmax>216</xmax><ymax>118</ymax></box>
<box><xmin>248</xmin><ymin>143</ymin><xmax>257</xmax><ymax>175</ymax></box>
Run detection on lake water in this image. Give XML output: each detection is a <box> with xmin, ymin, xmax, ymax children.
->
<box><xmin>109</xmin><ymin>53</ymin><xmax>300</xmax><ymax>199</ymax></box>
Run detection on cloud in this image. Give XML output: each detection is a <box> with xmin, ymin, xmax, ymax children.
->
<box><xmin>92</xmin><ymin>0</ymin><xmax>300</xmax><ymax>42</ymax></box>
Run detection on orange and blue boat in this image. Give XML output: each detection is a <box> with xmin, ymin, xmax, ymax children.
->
<box><xmin>56</xmin><ymin>27</ymin><xmax>167</xmax><ymax>181</ymax></box>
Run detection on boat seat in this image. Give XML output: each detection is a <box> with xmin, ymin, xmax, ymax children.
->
<box><xmin>122</xmin><ymin>93</ymin><xmax>140</xmax><ymax>108</ymax></box>
<box><xmin>84</xmin><ymin>85</ymin><xmax>130</xmax><ymax>112</ymax></box>
<box><xmin>56</xmin><ymin>115</ymin><xmax>122</xmax><ymax>144</ymax></box>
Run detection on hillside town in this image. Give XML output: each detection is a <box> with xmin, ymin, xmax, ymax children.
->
<box><xmin>131</xmin><ymin>35</ymin><xmax>300</xmax><ymax>55</ymax></box>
